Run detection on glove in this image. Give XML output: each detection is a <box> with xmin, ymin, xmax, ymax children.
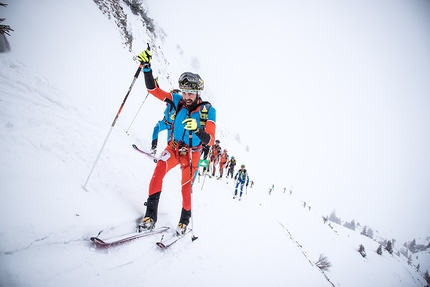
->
<box><xmin>182</xmin><ymin>118</ymin><xmax>198</xmax><ymax>132</ymax></box>
<box><xmin>151</xmin><ymin>139</ymin><xmax>158</xmax><ymax>150</ymax></box>
<box><xmin>138</xmin><ymin>49</ymin><xmax>152</xmax><ymax>64</ymax></box>
<box><xmin>246</xmin><ymin>182</ymin><xmax>249</xmax><ymax>187</ymax></box>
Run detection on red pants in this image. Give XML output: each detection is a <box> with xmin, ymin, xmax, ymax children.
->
<box><xmin>219</xmin><ymin>161</ymin><xmax>226</xmax><ymax>176</ymax></box>
<box><xmin>148</xmin><ymin>144</ymin><xmax>200</xmax><ymax>211</ymax></box>
<box><xmin>210</xmin><ymin>157</ymin><xmax>218</xmax><ymax>175</ymax></box>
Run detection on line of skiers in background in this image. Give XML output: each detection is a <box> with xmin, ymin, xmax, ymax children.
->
<box><xmin>198</xmin><ymin>139</ymin><xmax>250</xmax><ymax>200</ymax></box>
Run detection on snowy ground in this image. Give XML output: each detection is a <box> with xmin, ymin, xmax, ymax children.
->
<box><xmin>1</xmin><ymin>1</ymin><xmax>429</xmax><ymax>286</ymax></box>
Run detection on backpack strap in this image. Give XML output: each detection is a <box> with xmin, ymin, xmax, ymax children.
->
<box><xmin>197</xmin><ymin>101</ymin><xmax>211</xmax><ymax>129</ymax></box>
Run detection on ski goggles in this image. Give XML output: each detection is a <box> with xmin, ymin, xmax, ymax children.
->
<box><xmin>178</xmin><ymin>72</ymin><xmax>204</xmax><ymax>91</ymax></box>
<box><xmin>181</xmin><ymin>89</ymin><xmax>200</xmax><ymax>94</ymax></box>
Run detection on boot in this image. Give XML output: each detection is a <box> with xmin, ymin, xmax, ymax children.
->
<box><xmin>138</xmin><ymin>217</ymin><xmax>155</xmax><ymax>232</ymax></box>
<box><xmin>138</xmin><ymin>192</ymin><xmax>160</xmax><ymax>232</ymax></box>
<box><xmin>176</xmin><ymin>208</ymin><xmax>191</xmax><ymax>235</ymax></box>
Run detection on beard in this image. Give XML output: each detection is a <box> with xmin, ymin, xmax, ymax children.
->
<box><xmin>184</xmin><ymin>95</ymin><xmax>199</xmax><ymax>110</ymax></box>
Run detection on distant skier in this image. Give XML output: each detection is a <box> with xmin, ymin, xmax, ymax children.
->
<box><xmin>217</xmin><ymin>149</ymin><xmax>229</xmax><ymax>178</ymax></box>
<box><xmin>200</xmin><ymin>143</ymin><xmax>210</xmax><ymax>174</ymax></box>
<box><xmin>226</xmin><ymin>156</ymin><xmax>237</xmax><ymax>179</ymax></box>
<box><xmin>209</xmin><ymin>139</ymin><xmax>221</xmax><ymax>177</ymax></box>
<box><xmin>233</xmin><ymin>164</ymin><xmax>249</xmax><ymax>200</ymax></box>
<box><xmin>137</xmin><ymin>48</ymin><xmax>216</xmax><ymax>236</ymax></box>
<box><xmin>269</xmin><ymin>184</ymin><xmax>274</xmax><ymax>195</ymax></box>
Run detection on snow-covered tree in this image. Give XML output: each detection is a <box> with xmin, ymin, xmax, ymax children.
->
<box><xmin>329</xmin><ymin>210</ymin><xmax>341</xmax><ymax>224</ymax></box>
<box><xmin>376</xmin><ymin>245</ymin><xmax>383</xmax><ymax>255</ymax></box>
<box><xmin>424</xmin><ymin>270</ymin><xmax>430</xmax><ymax>286</ymax></box>
<box><xmin>358</xmin><ymin>244</ymin><xmax>366</xmax><ymax>258</ymax></box>
<box><xmin>0</xmin><ymin>3</ymin><xmax>13</xmax><ymax>37</ymax></box>
<box><xmin>343</xmin><ymin>219</ymin><xmax>356</xmax><ymax>231</ymax></box>
<box><xmin>315</xmin><ymin>253</ymin><xmax>332</xmax><ymax>271</ymax></box>
<box><xmin>409</xmin><ymin>239</ymin><xmax>416</xmax><ymax>253</ymax></box>
<box><xmin>361</xmin><ymin>226</ymin><xmax>367</xmax><ymax>236</ymax></box>
<box><xmin>367</xmin><ymin>228</ymin><xmax>374</xmax><ymax>239</ymax></box>
<box><xmin>385</xmin><ymin>240</ymin><xmax>393</xmax><ymax>255</ymax></box>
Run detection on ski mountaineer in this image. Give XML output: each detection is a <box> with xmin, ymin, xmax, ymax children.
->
<box><xmin>226</xmin><ymin>156</ymin><xmax>236</xmax><ymax>179</ymax></box>
<box><xmin>209</xmin><ymin>139</ymin><xmax>221</xmax><ymax>177</ymax></box>
<box><xmin>150</xmin><ymin>88</ymin><xmax>179</xmax><ymax>155</ymax></box>
<box><xmin>233</xmin><ymin>164</ymin><xmax>249</xmax><ymax>200</ymax></box>
<box><xmin>136</xmin><ymin>48</ymin><xmax>216</xmax><ymax>235</ymax></box>
<box><xmin>200</xmin><ymin>143</ymin><xmax>210</xmax><ymax>174</ymax></box>
<box><xmin>217</xmin><ymin>149</ymin><xmax>229</xmax><ymax>178</ymax></box>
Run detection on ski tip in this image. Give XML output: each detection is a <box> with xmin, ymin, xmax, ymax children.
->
<box><xmin>156</xmin><ymin>242</ymin><xmax>166</xmax><ymax>249</ymax></box>
<box><xmin>132</xmin><ymin>144</ymin><xmax>137</xmax><ymax>148</ymax></box>
<box><xmin>90</xmin><ymin>237</ymin><xmax>106</xmax><ymax>245</ymax></box>
<box><xmin>191</xmin><ymin>235</ymin><xmax>199</xmax><ymax>242</ymax></box>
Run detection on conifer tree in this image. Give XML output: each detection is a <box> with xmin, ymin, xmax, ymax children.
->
<box><xmin>424</xmin><ymin>270</ymin><xmax>430</xmax><ymax>286</ymax></box>
<box><xmin>358</xmin><ymin>244</ymin><xmax>366</xmax><ymax>257</ymax></box>
<box><xmin>385</xmin><ymin>240</ymin><xmax>393</xmax><ymax>254</ymax></box>
<box><xmin>376</xmin><ymin>245</ymin><xmax>383</xmax><ymax>255</ymax></box>
<box><xmin>0</xmin><ymin>3</ymin><xmax>13</xmax><ymax>36</ymax></box>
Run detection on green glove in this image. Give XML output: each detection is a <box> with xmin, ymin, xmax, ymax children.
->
<box><xmin>182</xmin><ymin>118</ymin><xmax>198</xmax><ymax>131</ymax></box>
<box><xmin>138</xmin><ymin>49</ymin><xmax>152</xmax><ymax>64</ymax></box>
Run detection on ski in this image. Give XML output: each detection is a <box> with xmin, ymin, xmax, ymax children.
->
<box><xmin>156</xmin><ymin>228</ymin><xmax>193</xmax><ymax>249</ymax></box>
<box><xmin>90</xmin><ymin>226</ymin><xmax>170</xmax><ymax>247</ymax></box>
<box><xmin>132</xmin><ymin>144</ymin><xmax>158</xmax><ymax>163</ymax></box>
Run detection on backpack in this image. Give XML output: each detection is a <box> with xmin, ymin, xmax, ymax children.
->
<box><xmin>230</xmin><ymin>158</ymin><xmax>237</xmax><ymax>167</ymax></box>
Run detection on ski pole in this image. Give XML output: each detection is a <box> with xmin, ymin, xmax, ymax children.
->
<box><xmin>125</xmin><ymin>92</ymin><xmax>149</xmax><ymax>135</ymax></box>
<box><xmin>189</xmin><ymin>129</ymin><xmax>198</xmax><ymax>241</ymax></box>
<box><xmin>83</xmin><ymin>55</ymin><xmax>147</xmax><ymax>190</ymax></box>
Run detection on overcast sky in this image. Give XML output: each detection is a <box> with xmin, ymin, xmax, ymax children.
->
<box><xmin>144</xmin><ymin>0</ymin><xmax>430</xmax><ymax>240</ymax></box>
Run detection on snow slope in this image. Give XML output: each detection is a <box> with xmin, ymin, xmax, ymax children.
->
<box><xmin>0</xmin><ymin>1</ymin><xmax>428</xmax><ymax>286</ymax></box>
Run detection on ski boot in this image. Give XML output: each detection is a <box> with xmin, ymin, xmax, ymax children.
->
<box><xmin>176</xmin><ymin>223</ymin><xmax>187</xmax><ymax>236</ymax></box>
<box><xmin>137</xmin><ymin>216</ymin><xmax>155</xmax><ymax>232</ymax></box>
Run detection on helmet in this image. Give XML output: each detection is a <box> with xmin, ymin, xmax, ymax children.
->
<box><xmin>231</xmin><ymin>156</ymin><xmax>235</xmax><ymax>159</ymax></box>
<box><xmin>241</xmin><ymin>164</ymin><xmax>245</xmax><ymax>168</ymax></box>
<box><xmin>178</xmin><ymin>72</ymin><xmax>204</xmax><ymax>92</ymax></box>
<box><xmin>215</xmin><ymin>139</ymin><xmax>220</xmax><ymax>144</ymax></box>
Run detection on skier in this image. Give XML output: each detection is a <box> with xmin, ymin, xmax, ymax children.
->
<box><xmin>217</xmin><ymin>149</ymin><xmax>229</xmax><ymax>178</ymax></box>
<box><xmin>233</xmin><ymin>164</ymin><xmax>249</xmax><ymax>200</ymax></box>
<box><xmin>226</xmin><ymin>155</ymin><xmax>236</xmax><ymax>179</ymax></box>
<box><xmin>200</xmin><ymin>143</ymin><xmax>210</xmax><ymax>174</ymax></box>
<box><xmin>269</xmin><ymin>184</ymin><xmax>274</xmax><ymax>195</ymax></box>
<box><xmin>150</xmin><ymin>90</ymin><xmax>178</xmax><ymax>155</ymax></box>
<box><xmin>137</xmin><ymin>48</ymin><xmax>216</xmax><ymax>235</ymax></box>
<box><xmin>209</xmin><ymin>139</ymin><xmax>221</xmax><ymax>177</ymax></box>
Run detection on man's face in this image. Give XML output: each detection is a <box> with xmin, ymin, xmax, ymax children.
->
<box><xmin>182</xmin><ymin>92</ymin><xmax>197</xmax><ymax>106</ymax></box>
